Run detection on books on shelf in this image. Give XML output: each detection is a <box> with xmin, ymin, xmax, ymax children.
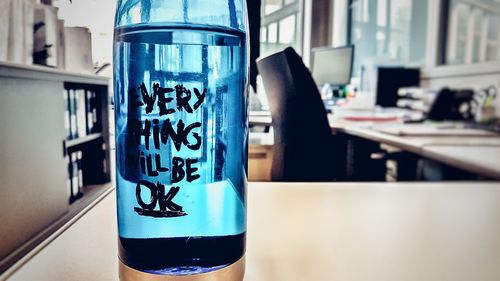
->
<box><xmin>63</xmin><ymin>90</ymin><xmax>70</xmax><ymax>138</ymax></box>
<box><xmin>68</xmin><ymin>150</ymin><xmax>84</xmax><ymax>204</ymax></box>
<box><xmin>77</xmin><ymin>151</ymin><xmax>83</xmax><ymax>195</ymax></box>
<box><xmin>65</xmin><ymin>88</ymin><xmax>98</xmax><ymax>140</ymax></box>
<box><xmin>69</xmin><ymin>89</ymin><xmax>77</xmax><ymax>139</ymax></box>
<box><xmin>86</xmin><ymin>90</ymin><xmax>96</xmax><ymax>134</ymax></box>
<box><xmin>76</xmin><ymin>89</ymin><xmax>87</xmax><ymax>138</ymax></box>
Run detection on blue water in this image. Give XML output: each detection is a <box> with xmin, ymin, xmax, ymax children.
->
<box><xmin>114</xmin><ymin>24</ymin><xmax>247</xmax><ymax>275</ymax></box>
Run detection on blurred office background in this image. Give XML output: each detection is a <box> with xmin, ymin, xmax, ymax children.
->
<box><xmin>1</xmin><ymin>0</ymin><xmax>500</xmax><ymax>277</ymax></box>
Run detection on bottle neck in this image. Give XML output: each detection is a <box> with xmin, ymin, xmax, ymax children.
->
<box><xmin>115</xmin><ymin>0</ymin><xmax>246</xmax><ymax>32</ymax></box>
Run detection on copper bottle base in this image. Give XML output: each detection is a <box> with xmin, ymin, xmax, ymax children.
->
<box><xmin>119</xmin><ymin>257</ymin><xmax>245</xmax><ymax>281</ymax></box>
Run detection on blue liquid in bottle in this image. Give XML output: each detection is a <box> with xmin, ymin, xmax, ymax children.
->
<box><xmin>113</xmin><ymin>0</ymin><xmax>248</xmax><ymax>276</ymax></box>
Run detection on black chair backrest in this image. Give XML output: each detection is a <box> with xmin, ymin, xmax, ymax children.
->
<box><xmin>257</xmin><ymin>47</ymin><xmax>334</xmax><ymax>181</ymax></box>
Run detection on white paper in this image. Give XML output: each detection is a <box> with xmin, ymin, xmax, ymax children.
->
<box><xmin>0</xmin><ymin>0</ymin><xmax>10</xmax><ymax>61</ymax></box>
<box><xmin>8</xmin><ymin>0</ymin><xmax>24</xmax><ymax>63</ymax></box>
<box><xmin>23</xmin><ymin>0</ymin><xmax>35</xmax><ymax>64</ymax></box>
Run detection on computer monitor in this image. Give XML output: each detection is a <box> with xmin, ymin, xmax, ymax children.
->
<box><xmin>311</xmin><ymin>46</ymin><xmax>354</xmax><ymax>87</ymax></box>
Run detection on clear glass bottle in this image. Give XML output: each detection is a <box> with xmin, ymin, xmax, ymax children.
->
<box><xmin>113</xmin><ymin>0</ymin><xmax>248</xmax><ymax>278</ymax></box>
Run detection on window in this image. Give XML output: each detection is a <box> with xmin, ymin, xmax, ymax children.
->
<box><xmin>348</xmin><ymin>0</ymin><xmax>428</xmax><ymax>76</ymax></box>
<box><xmin>260</xmin><ymin>0</ymin><xmax>303</xmax><ymax>57</ymax></box>
<box><xmin>445</xmin><ymin>0</ymin><xmax>500</xmax><ymax>65</ymax></box>
<box><xmin>255</xmin><ymin>0</ymin><xmax>304</xmax><ymax>110</ymax></box>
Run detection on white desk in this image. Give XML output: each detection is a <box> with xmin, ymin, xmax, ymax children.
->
<box><xmin>325</xmin><ymin>109</ymin><xmax>500</xmax><ymax>178</ymax></box>
<box><xmin>249</xmin><ymin>111</ymin><xmax>500</xmax><ymax>179</ymax></box>
<box><xmin>334</xmin><ymin>123</ymin><xmax>500</xmax><ymax>179</ymax></box>
<box><xmin>5</xmin><ymin>182</ymin><xmax>500</xmax><ymax>281</ymax></box>
<box><xmin>422</xmin><ymin>146</ymin><xmax>500</xmax><ymax>180</ymax></box>
<box><xmin>338</xmin><ymin>125</ymin><xmax>500</xmax><ymax>154</ymax></box>
<box><xmin>249</xmin><ymin>116</ymin><xmax>272</xmax><ymax>127</ymax></box>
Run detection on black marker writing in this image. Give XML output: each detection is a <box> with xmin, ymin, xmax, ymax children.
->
<box><xmin>130</xmin><ymin>82</ymin><xmax>206</xmax><ymax>218</ymax></box>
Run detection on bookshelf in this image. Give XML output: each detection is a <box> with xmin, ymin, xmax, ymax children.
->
<box><xmin>63</xmin><ymin>82</ymin><xmax>111</xmax><ymax>204</ymax></box>
<box><xmin>0</xmin><ymin>61</ymin><xmax>111</xmax><ymax>273</ymax></box>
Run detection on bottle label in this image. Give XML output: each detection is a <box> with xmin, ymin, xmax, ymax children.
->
<box><xmin>130</xmin><ymin>82</ymin><xmax>205</xmax><ymax>218</ymax></box>
<box><xmin>115</xmin><ymin>27</ymin><xmax>247</xmax><ymax>239</ymax></box>
<box><xmin>117</xmin><ymin>81</ymin><xmax>246</xmax><ymax>239</ymax></box>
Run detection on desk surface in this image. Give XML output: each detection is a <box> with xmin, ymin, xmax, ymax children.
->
<box><xmin>336</xmin><ymin>124</ymin><xmax>500</xmax><ymax>179</ymax></box>
<box><xmin>251</xmin><ymin>111</ymin><xmax>500</xmax><ymax>151</ymax></box>
<box><xmin>340</xmin><ymin>125</ymin><xmax>500</xmax><ymax>152</ymax></box>
<box><xmin>6</xmin><ymin>182</ymin><xmax>500</xmax><ymax>281</ymax></box>
<box><xmin>423</xmin><ymin>146</ymin><xmax>500</xmax><ymax>180</ymax></box>
<box><xmin>249</xmin><ymin>111</ymin><xmax>500</xmax><ymax>178</ymax></box>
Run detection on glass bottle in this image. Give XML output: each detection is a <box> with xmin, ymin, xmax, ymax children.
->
<box><xmin>113</xmin><ymin>0</ymin><xmax>248</xmax><ymax>279</ymax></box>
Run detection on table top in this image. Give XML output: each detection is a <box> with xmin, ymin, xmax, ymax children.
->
<box><xmin>5</xmin><ymin>182</ymin><xmax>500</xmax><ymax>281</ymax></box>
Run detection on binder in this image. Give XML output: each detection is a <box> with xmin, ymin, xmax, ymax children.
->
<box><xmin>63</xmin><ymin>90</ymin><xmax>71</xmax><ymax>139</ymax></box>
<box><xmin>77</xmin><ymin>151</ymin><xmax>83</xmax><ymax>195</ymax></box>
<box><xmin>68</xmin><ymin>153</ymin><xmax>77</xmax><ymax>201</ymax></box>
<box><xmin>76</xmin><ymin>89</ymin><xmax>87</xmax><ymax>138</ymax></box>
<box><xmin>71</xmin><ymin>152</ymin><xmax>79</xmax><ymax>198</ymax></box>
<box><xmin>69</xmin><ymin>89</ymin><xmax>77</xmax><ymax>139</ymax></box>
<box><xmin>86</xmin><ymin>90</ymin><xmax>94</xmax><ymax>134</ymax></box>
<box><xmin>92</xmin><ymin>91</ymin><xmax>97</xmax><ymax>124</ymax></box>
<box><xmin>67</xmin><ymin>154</ymin><xmax>73</xmax><ymax>200</ymax></box>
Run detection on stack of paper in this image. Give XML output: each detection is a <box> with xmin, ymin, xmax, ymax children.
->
<box><xmin>57</xmin><ymin>19</ymin><xmax>66</xmax><ymax>69</ymax></box>
<box><xmin>34</xmin><ymin>3</ymin><xmax>59</xmax><ymax>66</ymax></box>
<box><xmin>23</xmin><ymin>0</ymin><xmax>35</xmax><ymax>64</ymax></box>
<box><xmin>3</xmin><ymin>0</ymin><xmax>36</xmax><ymax>64</ymax></box>
<box><xmin>8</xmin><ymin>0</ymin><xmax>24</xmax><ymax>63</ymax></box>
<box><xmin>0</xmin><ymin>0</ymin><xmax>9</xmax><ymax>61</ymax></box>
<box><xmin>64</xmin><ymin>26</ymin><xmax>94</xmax><ymax>73</ymax></box>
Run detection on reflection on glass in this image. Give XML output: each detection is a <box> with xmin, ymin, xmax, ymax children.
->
<box><xmin>264</xmin><ymin>0</ymin><xmax>282</xmax><ymax>15</ymax></box>
<box><xmin>268</xmin><ymin>22</ymin><xmax>278</xmax><ymax>43</ymax></box>
<box><xmin>349</xmin><ymin>0</ymin><xmax>428</xmax><ymax>76</ymax></box>
<box><xmin>261</xmin><ymin>27</ymin><xmax>268</xmax><ymax>43</ymax></box>
<box><xmin>259</xmin><ymin>0</ymin><xmax>302</xmax><ymax>57</ymax></box>
<box><xmin>279</xmin><ymin>15</ymin><xmax>296</xmax><ymax>44</ymax></box>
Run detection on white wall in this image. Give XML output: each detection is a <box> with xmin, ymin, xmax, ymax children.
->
<box><xmin>332</xmin><ymin>0</ymin><xmax>348</xmax><ymax>47</ymax></box>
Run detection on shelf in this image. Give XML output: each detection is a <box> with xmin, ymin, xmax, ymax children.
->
<box><xmin>66</xmin><ymin>133</ymin><xmax>103</xmax><ymax>149</ymax></box>
<box><xmin>0</xmin><ymin>61</ymin><xmax>109</xmax><ymax>85</ymax></box>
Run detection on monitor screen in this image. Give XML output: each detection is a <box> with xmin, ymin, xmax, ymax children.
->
<box><xmin>311</xmin><ymin>46</ymin><xmax>354</xmax><ymax>86</ymax></box>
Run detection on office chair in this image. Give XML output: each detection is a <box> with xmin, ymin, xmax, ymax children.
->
<box><xmin>256</xmin><ymin>47</ymin><xmax>335</xmax><ymax>182</ymax></box>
